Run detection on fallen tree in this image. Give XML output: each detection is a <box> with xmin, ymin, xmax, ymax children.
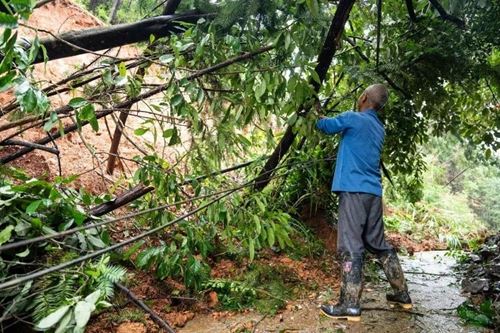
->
<box><xmin>18</xmin><ymin>13</ymin><xmax>212</xmax><ymax>63</ymax></box>
<box><xmin>253</xmin><ymin>0</ymin><xmax>356</xmax><ymax>190</ymax></box>
<box><xmin>0</xmin><ymin>45</ymin><xmax>274</xmax><ymax>164</ymax></box>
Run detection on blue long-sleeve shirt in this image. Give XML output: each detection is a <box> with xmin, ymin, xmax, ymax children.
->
<box><xmin>316</xmin><ymin>109</ymin><xmax>384</xmax><ymax>197</ymax></box>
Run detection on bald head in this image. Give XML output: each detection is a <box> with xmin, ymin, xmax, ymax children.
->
<box><xmin>358</xmin><ymin>84</ymin><xmax>388</xmax><ymax>111</ymax></box>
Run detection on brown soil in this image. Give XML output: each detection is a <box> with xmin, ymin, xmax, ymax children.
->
<box><xmin>386</xmin><ymin>232</ymin><xmax>447</xmax><ymax>255</ymax></box>
<box><xmin>300</xmin><ymin>207</ymin><xmax>446</xmax><ymax>256</ymax></box>
<box><xmin>0</xmin><ymin>0</ymin><xmax>147</xmax><ymax>195</ymax></box>
<box><xmin>86</xmin><ymin>250</ymin><xmax>341</xmax><ymax>332</ymax></box>
<box><xmin>116</xmin><ymin>322</ymin><xmax>147</xmax><ymax>333</ymax></box>
<box><xmin>300</xmin><ymin>208</ymin><xmax>337</xmax><ymax>253</ymax></box>
<box><xmin>0</xmin><ymin>146</ymin><xmax>51</xmax><ymax>179</ymax></box>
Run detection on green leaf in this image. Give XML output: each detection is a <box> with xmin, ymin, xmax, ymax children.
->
<box><xmin>43</xmin><ymin>111</ymin><xmax>59</xmax><ymax>132</ymax></box>
<box><xmin>71</xmin><ymin>209</ymin><xmax>87</xmax><ymax>226</ymax></box>
<box><xmin>89</xmin><ymin>116</ymin><xmax>99</xmax><ymax>132</ymax></box>
<box><xmin>171</xmin><ymin>94</ymin><xmax>184</xmax><ymax>107</ymax></box>
<box><xmin>26</xmin><ymin>199</ymin><xmax>42</xmax><ymax>214</ymax></box>
<box><xmin>0</xmin><ymin>13</ymin><xmax>18</xmax><ymax>29</ymax></box>
<box><xmin>306</xmin><ymin>0</ymin><xmax>319</xmax><ymax>17</ymax></box>
<box><xmin>36</xmin><ymin>305</ymin><xmax>71</xmax><ymax>330</ymax></box>
<box><xmin>123</xmin><ymin>240</ymin><xmax>145</xmax><ymax>260</ymax></box>
<box><xmin>267</xmin><ymin>227</ymin><xmax>275</xmax><ymax>247</ymax></box>
<box><xmin>0</xmin><ymin>71</ymin><xmax>16</xmax><ymax>92</ymax></box>
<box><xmin>78</xmin><ymin>104</ymin><xmax>95</xmax><ymax>120</ymax></box>
<box><xmin>103</xmin><ymin>70</ymin><xmax>113</xmax><ymax>86</ymax></box>
<box><xmin>54</xmin><ymin>311</ymin><xmax>73</xmax><ymax>333</ymax></box>
<box><xmin>118</xmin><ymin>62</ymin><xmax>127</xmax><ymax>77</ymax></box>
<box><xmin>134</xmin><ymin>128</ymin><xmax>148</xmax><ymax>136</ymax></box>
<box><xmin>310</xmin><ymin>69</ymin><xmax>321</xmax><ymax>85</ymax></box>
<box><xmin>0</xmin><ymin>225</ymin><xmax>14</xmax><ymax>246</ymax></box>
<box><xmin>179</xmin><ymin>42</ymin><xmax>195</xmax><ymax>52</ymax></box>
<box><xmin>287</xmin><ymin>113</ymin><xmax>298</xmax><ymax>126</ymax></box>
<box><xmin>254</xmin><ymin>80</ymin><xmax>266</xmax><ymax>100</ymax></box>
<box><xmin>78</xmin><ymin>104</ymin><xmax>98</xmax><ymax>131</ymax></box>
<box><xmin>22</xmin><ymin>89</ymin><xmax>37</xmax><ymax>112</ymax></box>
<box><xmin>84</xmin><ymin>290</ymin><xmax>101</xmax><ymax>306</ymax></box>
<box><xmin>285</xmin><ymin>32</ymin><xmax>292</xmax><ymax>50</ymax></box>
<box><xmin>485</xmin><ymin>148</ymin><xmax>492</xmax><ymax>159</ymax></box>
<box><xmin>255</xmin><ymin>197</ymin><xmax>265</xmax><ymax>212</ymax></box>
<box><xmin>16</xmin><ymin>248</ymin><xmax>30</xmax><ymax>257</ymax></box>
<box><xmin>168</xmin><ymin>127</ymin><xmax>181</xmax><ymax>146</ymax></box>
<box><xmin>253</xmin><ymin>215</ymin><xmax>261</xmax><ymax>235</ymax></box>
<box><xmin>457</xmin><ymin>302</ymin><xmax>492</xmax><ymax>327</ymax></box>
<box><xmin>28</xmin><ymin>36</ymin><xmax>40</xmax><ymax>63</ymax></box>
<box><xmin>74</xmin><ymin>301</ymin><xmax>92</xmax><ymax>328</ymax></box>
<box><xmin>159</xmin><ymin>54</ymin><xmax>175</xmax><ymax>64</ymax></box>
<box><xmin>249</xmin><ymin>238</ymin><xmax>255</xmax><ymax>261</ymax></box>
<box><xmin>69</xmin><ymin>97</ymin><xmax>88</xmax><ymax>109</ymax></box>
<box><xmin>162</xmin><ymin>128</ymin><xmax>174</xmax><ymax>138</ymax></box>
<box><xmin>87</xmin><ymin>235</ymin><xmax>106</xmax><ymax>248</ymax></box>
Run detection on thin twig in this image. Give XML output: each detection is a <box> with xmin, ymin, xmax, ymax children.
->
<box><xmin>252</xmin><ymin>314</ymin><xmax>267</xmax><ymax>333</ymax></box>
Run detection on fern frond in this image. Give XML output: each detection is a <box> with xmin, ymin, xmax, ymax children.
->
<box><xmin>97</xmin><ymin>264</ymin><xmax>126</xmax><ymax>299</ymax></box>
<box><xmin>29</xmin><ymin>273</ymin><xmax>78</xmax><ymax>322</ymax></box>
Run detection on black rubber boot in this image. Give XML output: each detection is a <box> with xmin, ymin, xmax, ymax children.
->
<box><xmin>321</xmin><ymin>254</ymin><xmax>363</xmax><ymax>321</ymax></box>
<box><xmin>379</xmin><ymin>249</ymin><xmax>412</xmax><ymax>309</ymax></box>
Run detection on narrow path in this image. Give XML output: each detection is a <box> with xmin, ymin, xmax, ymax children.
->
<box><xmin>179</xmin><ymin>251</ymin><xmax>492</xmax><ymax>333</ymax></box>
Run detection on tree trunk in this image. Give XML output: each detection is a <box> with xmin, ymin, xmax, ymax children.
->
<box><xmin>109</xmin><ymin>0</ymin><xmax>122</xmax><ymax>24</ymax></box>
<box><xmin>106</xmin><ymin>0</ymin><xmax>183</xmax><ymax>175</ymax></box>
<box><xmin>17</xmin><ymin>13</ymin><xmax>210</xmax><ymax>63</ymax></box>
<box><xmin>253</xmin><ymin>0</ymin><xmax>356</xmax><ymax>190</ymax></box>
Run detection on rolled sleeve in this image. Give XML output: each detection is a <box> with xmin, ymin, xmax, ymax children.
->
<box><xmin>316</xmin><ymin>112</ymin><xmax>353</xmax><ymax>135</ymax></box>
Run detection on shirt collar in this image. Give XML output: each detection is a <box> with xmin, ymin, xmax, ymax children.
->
<box><xmin>362</xmin><ymin>108</ymin><xmax>378</xmax><ymax>115</ymax></box>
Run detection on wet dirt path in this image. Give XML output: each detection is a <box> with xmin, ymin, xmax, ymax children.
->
<box><xmin>179</xmin><ymin>251</ymin><xmax>492</xmax><ymax>333</ymax></box>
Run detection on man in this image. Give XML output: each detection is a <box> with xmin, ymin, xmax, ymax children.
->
<box><xmin>316</xmin><ymin>84</ymin><xmax>412</xmax><ymax>322</ymax></box>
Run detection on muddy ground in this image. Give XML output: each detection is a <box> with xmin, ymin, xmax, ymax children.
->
<box><xmin>177</xmin><ymin>252</ymin><xmax>492</xmax><ymax>333</ymax></box>
<box><xmin>87</xmin><ymin>251</ymin><xmax>494</xmax><ymax>333</ymax></box>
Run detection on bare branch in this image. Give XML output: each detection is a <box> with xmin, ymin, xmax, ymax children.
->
<box><xmin>0</xmin><ymin>139</ymin><xmax>59</xmax><ymax>155</ymax></box>
<box><xmin>428</xmin><ymin>0</ymin><xmax>465</xmax><ymax>29</ymax></box>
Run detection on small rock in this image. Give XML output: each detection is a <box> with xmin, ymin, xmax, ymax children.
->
<box><xmin>462</xmin><ymin>278</ymin><xmax>490</xmax><ymax>294</ymax></box>
<box><xmin>470</xmin><ymin>254</ymin><xmax>482</xmax><ymax>263</ymax></box>
<box><xmin>489</xmin><ymin>263</ymin><xmax>500</xmax><ymax>278</ymax></box>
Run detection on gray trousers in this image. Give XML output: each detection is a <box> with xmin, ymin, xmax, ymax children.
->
<box><xmin>337</xmin><ymin>192</ymin><xmax>393</xmax><ymax>256</ymax></box>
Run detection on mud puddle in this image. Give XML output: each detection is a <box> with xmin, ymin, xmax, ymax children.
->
<box><xmin>178</xmin><ymin>251</ymin><xmax>492</xmax><ymax>333</ymax></box>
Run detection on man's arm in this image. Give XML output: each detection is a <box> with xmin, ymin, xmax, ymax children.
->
<box><xmin>316</xmin><ymin>112</ymin><xmax>353</xmax><ymax>135</ymax></box>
